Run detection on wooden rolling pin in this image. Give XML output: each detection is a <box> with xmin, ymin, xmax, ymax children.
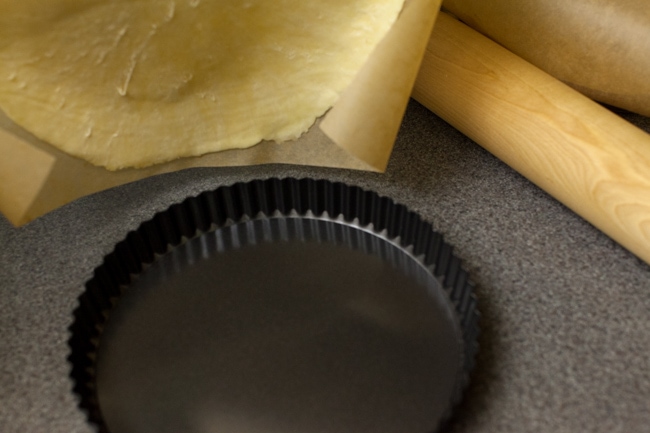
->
<box><xmin>413</xmin><ymin>12</ymin><xmax>650</xmax><ymax>265</ymax></box>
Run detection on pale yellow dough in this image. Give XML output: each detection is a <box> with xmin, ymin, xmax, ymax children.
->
<box><xmin>0</xmin><ymin>0</ymin><xmax>403</xmax><ymax>170</ymax></box>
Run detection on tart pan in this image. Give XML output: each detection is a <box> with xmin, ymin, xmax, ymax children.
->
<box><xmin>68</xmin><ymin>178</ymin><xmax>479</xmax><ymax>433</ymax></box>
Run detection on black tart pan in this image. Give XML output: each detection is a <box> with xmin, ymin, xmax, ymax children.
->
<box><xmin>68</xmin><ymin>178</ymin><xmax>479</xmax><ymax>433</ymax></box>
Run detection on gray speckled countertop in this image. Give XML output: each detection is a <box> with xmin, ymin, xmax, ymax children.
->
<box><xmin>1</xmin><ymin>100</ymin><xmax>649</xmax><ymax>433</ymax></box>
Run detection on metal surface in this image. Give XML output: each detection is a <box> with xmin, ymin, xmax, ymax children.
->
<box><xmin>96</xmin><ymin>217</ymin><xmax>462</xmax><ymax>433</ymax></box>
<box><xmin>68</xmin><ymin>179</ymin><xmax>479</xmax><ymax>433</ymax></box>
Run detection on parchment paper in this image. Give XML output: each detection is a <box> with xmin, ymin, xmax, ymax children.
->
<box><xmin>0</xmin><ymin>0</ymin><xmax>441</xmax><ymax>226</ymax></box>
<box><xmin>442</xmin><ymin>0</ymin><xmax>650</xmax><ymax>116</ymax></box>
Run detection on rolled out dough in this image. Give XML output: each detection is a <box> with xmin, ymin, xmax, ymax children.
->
<box><xmin>0</xmin><ymin>0</ymin><xmax>404</xmax><ymax>170</ymax></box>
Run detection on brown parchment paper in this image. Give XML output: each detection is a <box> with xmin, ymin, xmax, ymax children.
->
<box><xmin>0</xmin><ymin>0</ymin><xmax>441</xmax><ymax>226</ymax></box>
<box><xmin>441</xmin><ymin>0</ymin><xmax>650</xmax><ymax>116</ymax></box>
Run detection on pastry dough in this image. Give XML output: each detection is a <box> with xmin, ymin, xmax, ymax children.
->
<box><xmin>0</xmin><ymin>0</ymin><xmax>404</xmax><ymax>169</ymax></box>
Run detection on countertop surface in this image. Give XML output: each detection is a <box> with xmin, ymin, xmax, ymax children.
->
<box><xmin>1</xmin><ymin>100</ymin><xmax>649</xmax><ymax>433</ymax></box>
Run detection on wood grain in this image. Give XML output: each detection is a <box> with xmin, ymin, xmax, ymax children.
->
<box><xmin>413</xmin><ymin>12</ymin><xmax>650</xmax><ymax>265</ymax></box>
